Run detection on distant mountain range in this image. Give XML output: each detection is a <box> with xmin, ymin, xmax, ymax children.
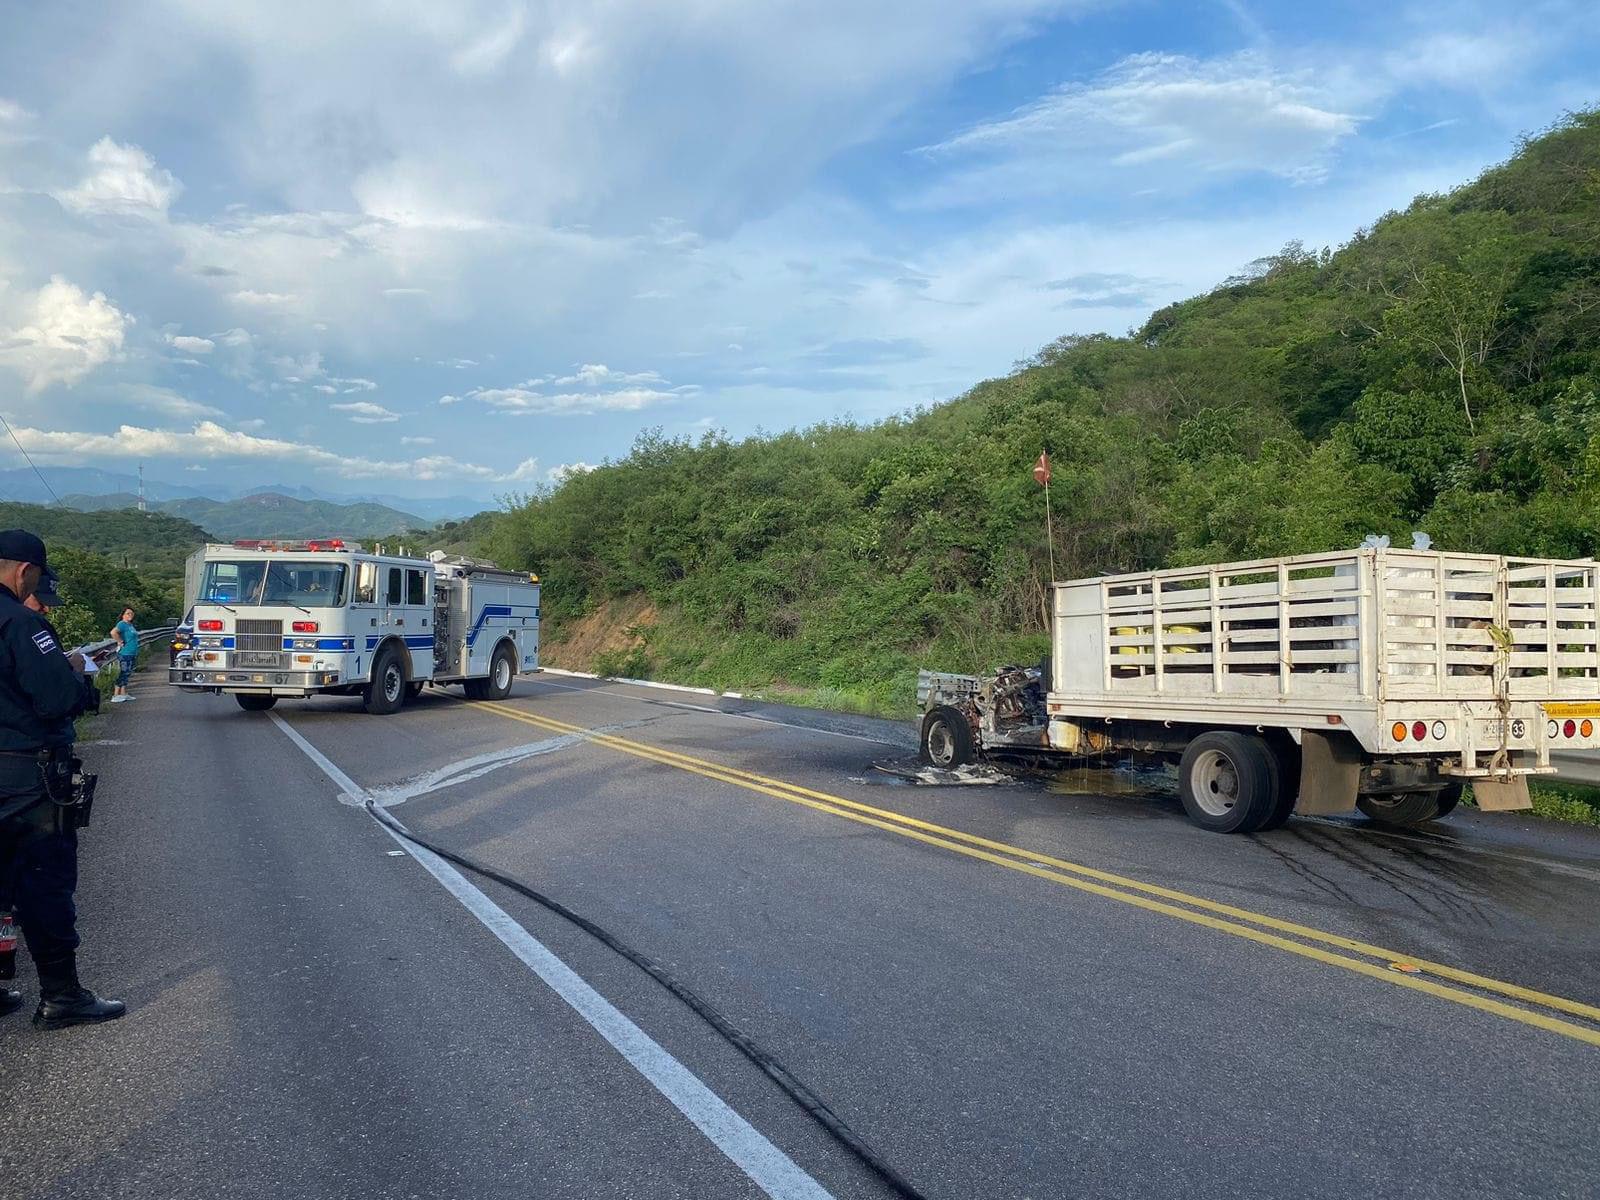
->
<box><xmin>0</xmin><ymin>466</ymin><xmax>486</xmax><ymax>522</ymax></box>
<box><xmin>59</xmin><ymin>491</ymin><xmax>431</xmax><ymax>540</ymax></box>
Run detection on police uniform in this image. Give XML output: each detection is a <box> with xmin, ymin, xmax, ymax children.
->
<box><xmin>0</xmin><ymin>530</ymin><xmax>124</xmax><ymax>1027</ymax></box>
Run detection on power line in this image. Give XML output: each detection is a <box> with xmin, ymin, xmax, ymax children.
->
<box><xmin>0</xmin><ymin>409</ymin><xmax>63</xmax><ymax>507</ymax></box>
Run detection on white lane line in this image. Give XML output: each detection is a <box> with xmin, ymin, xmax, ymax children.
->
<box><xmin>266</xmin><ymin>712</ymin><xmax>834</xmax><ymax>1200</ymax></box>
<box><xmin>528</xmin><ymin>677</ymin><xmax>910</xmax><ymax>748</ymax></box>
<box><xmin>540</xmin><ymin>666</ymin><xmax>726</xmax><ymax>696</ymax></box>
<box><xmin>362</xmin><ymin>718</ymin><xmax>653</xmax><ymax>809</ymax></box>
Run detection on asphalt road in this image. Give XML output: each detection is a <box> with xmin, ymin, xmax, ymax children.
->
<box><xmin>1550</xmin><ymin>749</ymin><xmax>1600</xmax><ymax>785</ymax></box>
<box><xmin>3</xmin><ymin>665</ymin><xmax>1599</xmax><ymax>1199</ymax></box>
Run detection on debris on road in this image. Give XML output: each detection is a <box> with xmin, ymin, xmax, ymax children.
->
<box><xmin>872</xmin><ymin>760</ymin><xmax>1012</xmax><ymax>786</ymax></box>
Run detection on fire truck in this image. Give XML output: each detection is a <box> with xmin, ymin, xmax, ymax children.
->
<box><xmin>169</xmin><ymin>540</ymin><xmax>540</xmax><ymax>714</ymax></box>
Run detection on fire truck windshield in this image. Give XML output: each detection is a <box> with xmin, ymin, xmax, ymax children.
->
<box><xmin>201</xmin><ymin>560</ymin><xmax>349</xmax><ymax>608</ymax></box>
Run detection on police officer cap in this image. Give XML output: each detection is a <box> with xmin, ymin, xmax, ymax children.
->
<box><xmin>0</xmin><ymin>529</ymin><xmax>48</xmax><ymax>569</ymax></box>
<box><xmin>34</xmin><ymin>567</ymin><xmax>64</xmax><ymax>606</ymax></box>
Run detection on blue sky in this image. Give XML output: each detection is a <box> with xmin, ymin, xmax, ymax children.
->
<box><xmin>0</xmin><ymin>0</ymin><xmax>1596</xmax><ymax>503</ymax></box>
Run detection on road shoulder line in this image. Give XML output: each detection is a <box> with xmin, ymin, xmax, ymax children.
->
<box><xmin>266</xmin><ymin>711</ymin><xmax>836</xmax><ymax>1200</ymax></box>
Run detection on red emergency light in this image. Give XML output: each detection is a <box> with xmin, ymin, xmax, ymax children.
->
<box><xmin>231</xmin><ymin>538</ymin><xmax>348</xmax><ymax>552</ymax></box>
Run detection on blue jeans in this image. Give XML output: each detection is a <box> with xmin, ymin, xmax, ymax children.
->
<box><xmin>116</xmin><ymin>656</ymin><xmax>136</xmax><ymax>687</ymax></box>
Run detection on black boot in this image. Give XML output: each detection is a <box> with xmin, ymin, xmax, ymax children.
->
<box><xmin>1</xmin><ymin>987</ymin><xmax>22</xmax><ymax>1015</ymax></box>
<box><xmin>33</xmin><ymin>962</ymin><xmax>125</xmax><ymax>1029</ymax></box>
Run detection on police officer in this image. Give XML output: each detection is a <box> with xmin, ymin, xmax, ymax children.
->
<box><xmin>0</xmin><ymin>530</ymin><xmax>124</xmax><ymax>1027</ymax></box>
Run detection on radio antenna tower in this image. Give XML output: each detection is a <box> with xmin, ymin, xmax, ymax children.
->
<box><xmin>138</xmin><ymin>462</ymin><xmax>147</xmax><ymax>512</ymax></box>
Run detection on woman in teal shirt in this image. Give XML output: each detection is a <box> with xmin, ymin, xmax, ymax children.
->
<box><xmin>111</xmin><ymin>607</ymin><xmax>139</xmax><ymax>702</ymax></box>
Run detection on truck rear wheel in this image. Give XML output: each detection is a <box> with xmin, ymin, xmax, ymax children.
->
<box><xmin>364</xmin><ymin>647</ymin><xmax>407</xmax><ymax>715</ymax></box>
<box><xmin>235</xmin><ymin>694</ymin><xmax>277</xmax><ymax>712</ymax></box>
<box><xmin>1256</xmin><ymin>740</ymin><xmax>1301</xmax><ymax>832</ymax></box>
<box><xmin>1178</xmin><ymin>732</ymin><xmax>1280</xmax><ymax>834</ymax></box>
<box><xmin>920</xmin><ymin>706</ymin><xmax>975</xmax><ymax>769</ymax></box>
<box><xmin>1433</xmin><ymin>781</ymin><xmax>1464</xmax><ymax>819</ymax></box>
<box><xmin>1357</xmin><ymin>792</ymin><xmax>1440</xmax><ymax>827</ymax></box>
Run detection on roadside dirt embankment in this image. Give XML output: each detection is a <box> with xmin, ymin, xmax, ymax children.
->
<box><xmin>538</xmin><ymin>595</ymin><xmax>656</xmax><ymax>671</ymax></box>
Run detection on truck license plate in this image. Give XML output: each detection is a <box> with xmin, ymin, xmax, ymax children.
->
<box><xmin>1483</xmin><ymin>718</ymin><xmax>1529</xmax><ymax>740</ymax></box>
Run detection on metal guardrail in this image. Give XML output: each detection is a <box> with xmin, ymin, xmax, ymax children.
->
<box><xmin>76</xmin><ymin>625</ymin><xmax>179</xmax><ymax>666</ymax></box>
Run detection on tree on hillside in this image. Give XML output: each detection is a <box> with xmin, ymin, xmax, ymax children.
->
<box><xmin>1380</xmin><ymin>257</ymin><xmax>1515</xmax><ymax>431</ymax></box>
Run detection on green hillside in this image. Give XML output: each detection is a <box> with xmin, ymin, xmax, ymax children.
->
<box><xmin>485</xmin><ymin>109</ymin><xmax>1600</xmax><ymax>714</ymax></box>
<box><xmin>378</xmin><ymin>510</ymin><xmax>503</xmax><ymax>556</ymax></box>
<box><xmin>0</xmin><ymin>501</ymin><xmax>204</xmax><ymax>644</ymax></box>
<box><xmin>62</xmin><ymin>491</ymin><xmax>426</xmax><ymax>540</ymax></box>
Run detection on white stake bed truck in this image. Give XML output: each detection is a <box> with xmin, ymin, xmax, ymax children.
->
<box><xmin>169</xmin><ymin>540</ymin><xmax>540</xmax><ymax>714</ymax></box>
<box><xmin>918</xmin><ymin>547</ymin><xmax>1600</xmax><ymax>832</ymax></box>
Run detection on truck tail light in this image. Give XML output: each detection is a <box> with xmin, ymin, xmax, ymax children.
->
<box><xmin>1431</xmin><ymin>721</ymin><xmax>1446</xmax><ymax>740</ymax></box>
<box><xmin>1564</xmin><ymin>719</ymin><xmax>1577</xmax><ymax>738</ymax></box>
<box><xmin>292</xmin><ymin>621</ymin><xmax>320</xmax><ymax>633</ymax></box>
<box><xmin>1392</xmin><ymin>721</ymin><xmax>1408</xmax><ymax>741</ymax></box>
<box><xmin>1583</xmin><ymin>720</ymin><xmax>1594</xmax><ymax>738</ymax></box>
<box><xmin>1411</xmin><ymin>721</ymin><xmax>1427</xmax><ymax>742</ymax></box>
<box><xmin>198</xmin><ymin>619</ymin><xmax>223</xmax><ymax>631</ymax></box>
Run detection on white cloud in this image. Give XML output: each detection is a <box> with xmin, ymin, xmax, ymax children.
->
<box><xmin>919</xmin><ymin>52</ymin><xmax>1361</xmax><ymax>203</ymax></box>
<box><xmin>471</xmin><ymin>385</ymin><xmax>679</xmax><ymax>415</ymax></box>
<box><xmin>56</xmin><ymin>136</ymin><xmax>180</xmax><ymax>216</ymax></box>
<box><xmin>547</xmin><ymin>363</ymin><xmax>665</xmax><ymax>387</ymax></box>
<box><xmin>167</xmin><ymin>333</ymin><xmax>214</xmax><ymax>354</ymax></box>
<box><xmin>438</xmin><ymin>394</ymin><xmax>462</xmax><ymax>405</ymax></box>
<box><xmin>10</xmin><ymin>418</ymin><xmax>539</xmax><ymax>481</ymax></box>
<box><xmin>232</xmin><ymin>289</ymin><xmax>297</xmax><ymax>306</ymax></box>
<box><xmin>547</xmin><ymin>460</ymin><xmax>595</xmax><ymax>483</ymax></box>
<box><xmin>1387</xmin><ymin>30</ymin><xmax>1545</xmax><ymax>90</ymax></box>
<box><xmin>463</xmin><ymin>362</ymin><xmax>688</xmax><ymax>415</ymax></box>
<box><xmin>450</xmin><ymin>5</ymin><xmax>527</xmax><ymax>76</ymax></box>
<box><xmin>0</xmin><ymin>276</ymin><xmax>129</xmax><ymax>391</ymax></box>
<box><xmin>121</xmin><ymin>383</ymin><xmax>224</xmax><ymax>419</ymax></box>
<box><xmin>400</xmin><ymin>435</ymin><xmax>435</xmax><ymax>445</ymax></box>
<box><xmin>0</xmin><ymin>98</ymin><xmax>33</xmax><ymax>144</ymax></box>
<box><xmin>331</xmin><ymin>400</ymin><xmax>400</xmax><ymax>423</ymax></box>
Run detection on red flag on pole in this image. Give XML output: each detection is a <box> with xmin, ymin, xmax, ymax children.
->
<box><xmin>1032</xmin><ymin>452</ymin><xmax>1051</xmax><ymax>486</ymax></box>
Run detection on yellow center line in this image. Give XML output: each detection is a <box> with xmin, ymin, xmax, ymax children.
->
<box><xmin>481</xmin><ymin>701</ymin><xmax>1600</xmax><ymax>1048</ymax></box>
<box><xmin>492</xmin><ymin>703</ymin><xmax>1600</xmax><ymax>1023</ymax></box>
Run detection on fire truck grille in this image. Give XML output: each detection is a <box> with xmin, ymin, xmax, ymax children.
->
<box><xmin>235</xmin><ymin>619</ymin><xmax>285</xmax><ymax>667</ymax></box>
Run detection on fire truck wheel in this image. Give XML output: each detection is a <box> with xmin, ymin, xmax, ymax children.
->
<box><xmin>1178</xmin><ymin>732</ymin><xmax>1280</xmax><ymax>834</ymax></box>
<box><xmin>235</xmin><ymin>693</ymin><xmax>277</xmax><ymax>712</ymax></box>
<box><xmin>1356</xmin><ymin>792</ymin><xmax>1440</xmax><ymax>827</ymax></box>
<box><xmin>485</xmin><ymin>642</ymin><xmax>516</xmax><ymax>700</ymax></box>
<box><xmin>920</xmin><ymin>706</ymin><xmax>975</xmax><ymax>768</ymax></box>
<box><xmin>364</xmin><ymin>647</ymin><xmax>407</xmax><ymax>715</ymax></box>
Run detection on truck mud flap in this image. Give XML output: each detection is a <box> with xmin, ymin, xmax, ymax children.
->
<box><xmin>1296</xmin><ymin>730</ymin><xmax>1361</xmax><ymax>816</ymax></box>
<box><xmin>1471</xmin><ymin>774</ymin><xmax>1533</xmax><ymax>811</ymax></box>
